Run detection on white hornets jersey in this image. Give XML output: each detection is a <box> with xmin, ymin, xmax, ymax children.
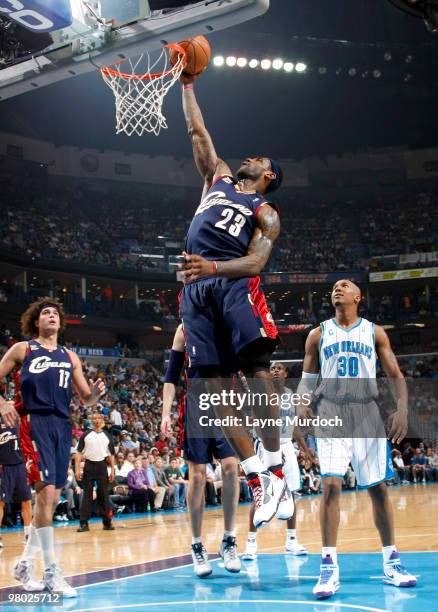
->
<box><xmin>319</xmin><ymin>317</ymin><xmax>376</xmax><ymax>379</ymax></box>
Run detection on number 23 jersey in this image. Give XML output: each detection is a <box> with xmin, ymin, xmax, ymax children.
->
<box><xmin>185</xmin><ymin>175</ymin><xmax>276</xmax><ymax>261</ymax></box>
<box><xmin>18</xmin><ymin>340</ymin><xmax>73</xmax><ymax>417</ymax></box>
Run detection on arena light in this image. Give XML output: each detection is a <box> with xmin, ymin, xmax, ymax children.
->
<box><xmin>249</xmin><ymin>58</ymin><xmax>259</xmax><ymax>68</ymax></box>
<box><xmin>226</xmin><ymin>56</ymin><xmax>237</xmax><ymax>67</ymax></box>
<box><xmin>283</xmin><ymin>62</ymin><xmax>294</xmax><ymax>72</ymax></box>
<box><xmin>213</xmin><ymin>55</ymin><xmax>225</xmax><ymax>67</ymax></box>
<box><xmin>373</xmin><ymin>69</ymin><xmax>382</xmax><ymax>78</ymax></box>
<box><xmin>348</xmin><ymin>68</ymin><xmax>357</xmax><ymax>76</ymax></box>
<box><xmin>236</xmin><ymin>57</ymin><xmax>248</xmax><ymax>68</ymax></box>
<box><xmin>260</xmin><ymin>59</ymin><xmax>272</xmax><ymax>70</ymax></box>
<box><xmin>295</xmin><ymin>62</ymin><xmax>307</xmax><ymax>73</ymax></box>
<box><xmin>272</xmin><ymin>58</ymin><xmax>284</xmax><ymax>70</ymax></box>
<box><xmin>318</xmin><ymin>66</ymin><xmax>327</xmax><ymax>74</ymax></box>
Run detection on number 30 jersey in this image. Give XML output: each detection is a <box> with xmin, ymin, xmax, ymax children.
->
<box><xmin>185</xmin><ymin>175</ymin><xmax>275</xmax><ymax>261</ymax></box>
<box><xmin>319</xmin><ymin>317</ymin><xmax>376</xmax><ymax>379</ymax></box>
<box><xmin>18</xmin><ymin>340</ymin><xmax>73</xmax><ymax>417</ymax></box>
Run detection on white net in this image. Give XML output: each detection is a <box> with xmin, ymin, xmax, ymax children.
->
<box><xmin>100</xmin><ymin>45</ymin><xmax>186</xmax><ymax>137</ymax></box>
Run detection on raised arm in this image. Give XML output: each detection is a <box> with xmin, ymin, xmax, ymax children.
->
<box><xmin>181</xmin><ymin>79</ymin><xmax>231</xmax><ymax>190</ymax></box>
<box><xmin>374</xmin><ymin>325</ymin><xmax>409</xmax><ymax>443</ymax></box>
<box><xmin>68</xmin><ymin>351</ymin><xmax>106</xmax><ymax>406</ymax></box>
<box><xmin>182</xmin><ymin>204</ymin><xmax>280</xmax><ymax>281</ymax></box>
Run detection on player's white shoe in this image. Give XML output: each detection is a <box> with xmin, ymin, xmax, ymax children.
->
<box><xmin>285</xmin><ymin>538</ymin><xmax>308</xmax><ymax>555</ymax></box>
<box><xmin>249</xmin><ymin>470</ymin><xmax>286</xmax><ymax>529</ymax></box>
<box><xmin>219</xmin><ymin>536</ymin><xmax>241</xmax><ymax>573</ymax></box>
<box><xmin>13</xmin><ymin>560</ymin><xmax>45</xmax><ymax>592</ymax></box>
<box><xmin>191</xmin><ymin>543</ymin><xmax>212</xmax><ymax>578</ymax></box>
<box><xmin>275</xmin><ymin>487</ymin><xmax>294</xmax><ymax>520</ymax></box>
<box><xmin>43</xmin><ymin>563</ymin><xmax>77</xmax><ymax>598</ymax></box>
<box><xmin>313</xmin><ymin>556</ymin><xmax>340</xmax><ymax>599</ymax></box>
<box><xmin>241</xmin><ymin>540</ymin><xmax>258</xmax><ymax>560</ymax></box>
<box><xmin>383</xmin><ymin>552</ymin><xmax>417</xmax><ymax>587</ymax></box>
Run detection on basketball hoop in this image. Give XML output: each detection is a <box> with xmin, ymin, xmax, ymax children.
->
<box><xmin>99</xmin><ymin>44</ymin><xmax>187</xmax><ymax>137</ymax></box>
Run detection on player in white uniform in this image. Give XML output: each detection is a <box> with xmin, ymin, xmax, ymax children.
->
<box><xmin>299</xmin><ymin>279</ymin><xmax>416</xmax><ymax>599</ymax></box>
<box><xmin>242</xmin><ymin>362</ymin><xmax>308</xmax><ymax>559</ymax></box>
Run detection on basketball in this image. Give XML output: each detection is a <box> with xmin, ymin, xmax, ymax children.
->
<box><xmin>170</xmin><ymin>35</ymin><xmax>211</xmax><ymax>76</ymax></box>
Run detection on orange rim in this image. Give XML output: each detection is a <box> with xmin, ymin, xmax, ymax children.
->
<box><xmin>99</xmin><ymin>43</ymin><xmax>187</xmax><ymax>81</ymax></box>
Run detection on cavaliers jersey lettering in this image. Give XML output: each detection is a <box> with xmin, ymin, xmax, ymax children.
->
<box><xmin>185</xmin><ymin>176</ymin><xmax>269</xmax><ymax>261</ymax></box>
<box><xmin>19</xmin><ymin>340</ymin><xmax>73</xmax><ymax>417</ymax></box>
<box><xmin>0</xmin><ymin>424</ymin><xmax>23</xmax><ymax>465</ymax></box>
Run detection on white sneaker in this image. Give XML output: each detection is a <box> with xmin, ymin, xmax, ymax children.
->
<box><xmin>275</xmin><ymin>487</ymin><xmax>294</xmax><ymax>520</ymax></box>
<box><xmin>62</xmin><ymin>514</ymin><xmax>69</xmax><ymax>521</ymax></box>
<box><xmin>313</xmin><ymin>556</ymin><xmax>340</xmax><ymax>599</ymax></box>
<box><xmin>383</xmin><ymin>552</ymin><xmax>417</xmax><ymax>587</ymax></box>
<box><xmin>54</xmin><ymin>515</ymin><xmax>64</xmax><ymax>522</ymax></box>
<box><xmin>285</xmin><ymin>538</ymin><xmax>308</xmax><ymax>555</ymax></box>
<box><xmin>249</xmin><ymin>470</ymin><xmax>286</xmax><ymax>529</ymax></box>
<box><xmin>191</xmin><ymin>543</ymin><xmax>212</xmax><ymax>578</ymax></box>
<box><xmin>13</xmin><ymin>560</ymin><xmax>45</xmax><ymax>592</ymax></box>
<box><xmin>241</xmin><ymin>539</ymin><xmax>258</xmax><ymax>560</ymax></box>
<box><xmin>219</xmin><ymin>536</ymin><xmax>241</xmax><ymax>573</ymax></box>
<box><xmin>43</xmin><ymin>563</ymin><xmax>77</xmax><ymax>598</ymax></box>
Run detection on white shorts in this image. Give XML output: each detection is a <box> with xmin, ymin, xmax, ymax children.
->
<box><xmin>255</xmin><ymin>438</ymin><xmax>301</xmax><ymax>492</ymax></box>
<box><xmin>316</xmin><ymin>436</ymin><xmax>394</xmax><ymax>488</ymax></box>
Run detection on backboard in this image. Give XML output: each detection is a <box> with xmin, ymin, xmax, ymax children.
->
<box><xmin>0</xmin><ymin>0</ymin><xmax>269</xmax><ymax>100</ymax></box>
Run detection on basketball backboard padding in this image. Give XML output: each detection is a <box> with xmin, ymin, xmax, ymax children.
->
<box><xmin>0</xmin><ymin>0</ymin><xmax>269</xmax><ymax>101</ymax></box>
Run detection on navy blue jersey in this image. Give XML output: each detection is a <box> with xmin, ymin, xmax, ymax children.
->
<box><xmin>20</xmin><ymin>340</ymin><xmax>73</xmax><ymax>418</ymax></box>
<box><xmin>185</xmin><ymin>175</ymin><xmax>273</xmax><ymax>261</ymax></box>
<box><xmin>0</xmin><ymin>423</ymin><xmax>23</xmax><ymax>465</ymax></box>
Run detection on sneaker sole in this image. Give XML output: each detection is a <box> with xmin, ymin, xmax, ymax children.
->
<box><xmin>241</xmin><ymin>554</ymin><xmax>257</xmax><ymax>561</ymax></box>
<box><xmin>383</xmin><ymin>578</ymin><xmax>417</xmax><ymax>587</ymax></box>
<box><xmin>224</xmin><ymin>564</ymin><xmax>241</xmax><ymax>573</ymax></box>
<box><xmin>285</xmin><ymin>549</ymin><xmax>308</xmax><ymax>556</ymax></box>
<box><xmin>314</xmin><ymin>583</ymin><xmax>340</xmax><ymax>599</ymax></box>
<box><xmin>194</xmin><ymin>568</ymin><xmax>213</xmax><ymax>579</ymax></box>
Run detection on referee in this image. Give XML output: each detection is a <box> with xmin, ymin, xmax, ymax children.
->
<box><xmin>75</xmin><ymin>412</ymin><xmax>115</xmax><ymax>532</ymax></box>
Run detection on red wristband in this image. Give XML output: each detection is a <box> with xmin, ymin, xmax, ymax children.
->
<box><xmin>182</xmin><ymin>84</ymin><xmax>193</xmax><ymax>90</ymax></box>
<box><xmin>212</xmin><ymin>261</ymin><xmax>218</xmax><ymax>275</ymax></box>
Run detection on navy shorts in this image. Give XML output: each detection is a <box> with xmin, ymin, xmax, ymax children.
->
<box><xmin>182</xmin><ymin>411</ymin><xmax>236</xmax><ymax>465</ymax></box>
<box><xmin>0</xmin><ymin>463</ymin><xmax>32</xmax><ymax>504</ymax></box>
<box><xmin>26</xmin><ymin>413</ymin><xmax>72</xmax><ymax>489</ymax></box>
<box><xmin>180</xmin><ymin>276</ymin><xmax>278</xmax><ymax>368</ymax></box>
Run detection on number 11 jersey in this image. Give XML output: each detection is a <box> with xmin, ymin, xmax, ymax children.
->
<box><xmin>18</xmin><ymin>340</ymin><xmax>73</xmax><ymax>417</ymax></box>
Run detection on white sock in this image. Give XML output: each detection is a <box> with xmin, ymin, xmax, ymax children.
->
<box><xmin>21</xmin><ymin>524</ymin><xmax>40</xmax><ymax>561</ymax></box>
<box><xmin>262</xmin><ymin>449</ymin><xmax>282</xmax><ymax>468</ymax></box>
<box><xmin>247</xmin><ymin>532</ymin><xmax>257</xmax><ymax>543</ymax></box>
<box><xmin>382</xmin><ymin>545</ymin><xmax>398</xmax><ymax>565</ymax></box>
<box><xmin>24</xmin><ymin>525</ymin><xmax>31</xmax><ymax>537</ymax></box>
<box><xmin>322</xmin><ymin>546</ymin><xmax>338</xmax><ymax>566</ymax></box>
<box><xmin>192</xmin><ymin>536</ymin><xmax>202</xmax><ymax>545</ymax></box>
<box><xmin>36</xmin><ymin>527</ymin><xmax>56</xmax><ymax>568</ymax></box>
<box><xmin>223</xmin><ymin>530</ymin><xmax>236</xmax><ymax>539</ymax></box>
<box><xmin>287</xmin><ymin>529</ymin><xmax>297</xmax><ymax>540</ymax></box>
<box><xmin>241</xmin><ymin>455</ymin><xmax>265</xmax><ymax>476</ymax></box>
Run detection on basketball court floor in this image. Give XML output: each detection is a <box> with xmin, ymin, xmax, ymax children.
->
<box><xmin>0</xmin><ymin>484</ymin><xmax>436</xmax><ymax>611</ymax></box>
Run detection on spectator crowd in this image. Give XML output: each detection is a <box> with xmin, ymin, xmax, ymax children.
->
<box><xmin>1</xmin><ymin>183</ymin><xmax>438</xmax><ymax>276</ymax></box>
<box><xmin>1</xmin><ymin>350</ymin><xmax>437</xmax><ymax>530</ymax></box>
